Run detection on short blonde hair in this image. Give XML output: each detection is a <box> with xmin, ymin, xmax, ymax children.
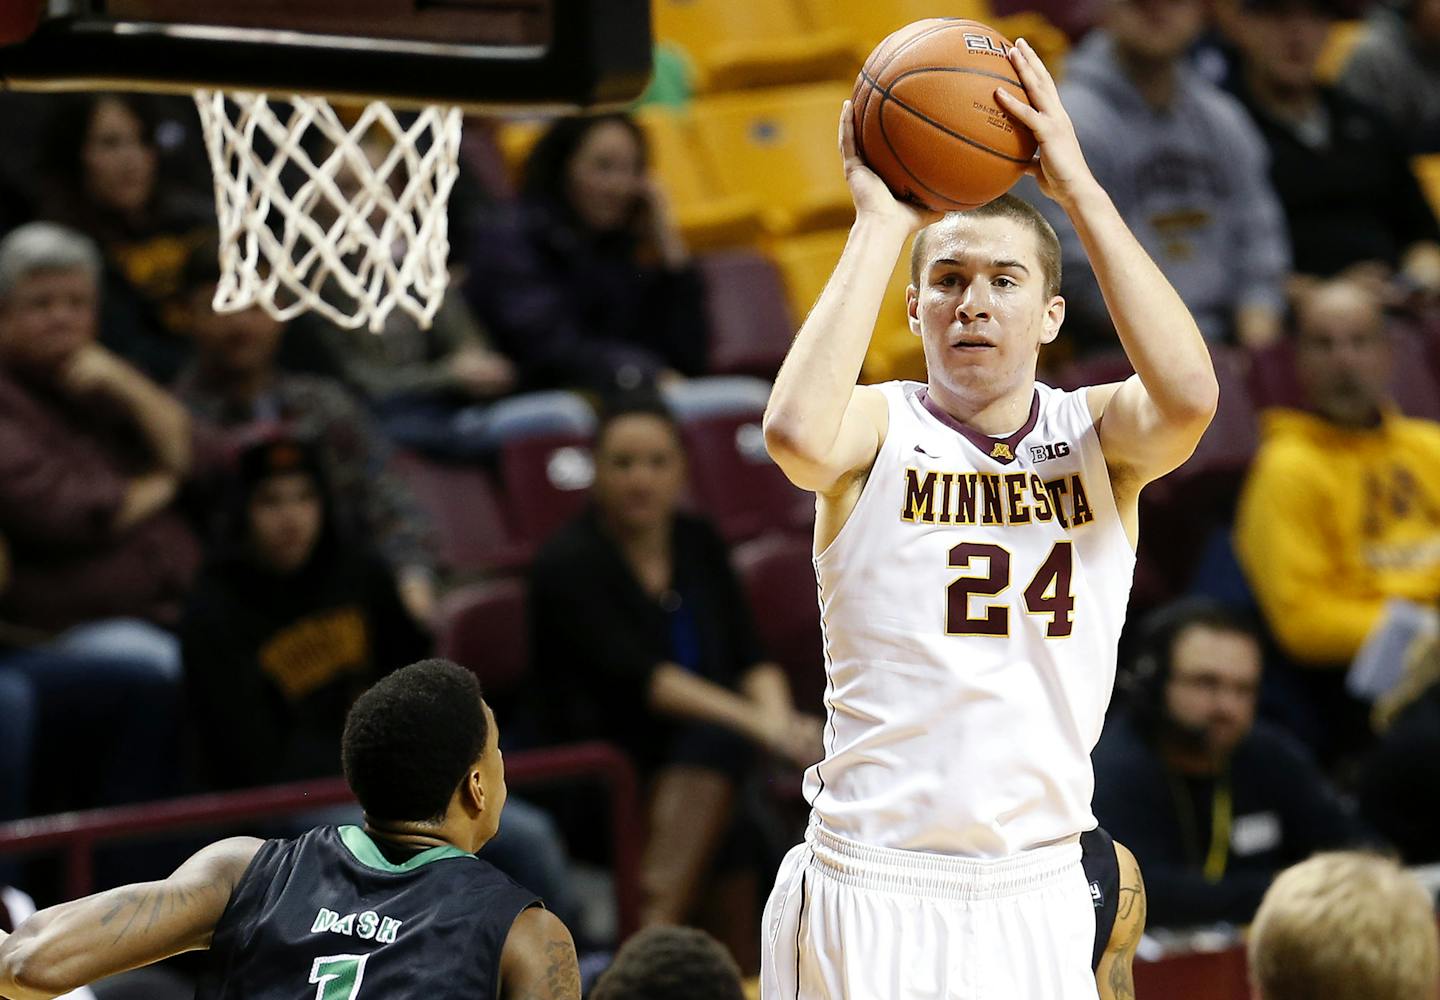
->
<box><xmin>1249</xmin><ymin>852</ymin><xmax>1439</xmax><ymax>1000</ymax></box>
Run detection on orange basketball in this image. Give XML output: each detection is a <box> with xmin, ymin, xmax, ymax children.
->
<box><xmin>852</xmin><ymin>18</ymin><xmax>1037</xmax><ymax>211</ymax></box>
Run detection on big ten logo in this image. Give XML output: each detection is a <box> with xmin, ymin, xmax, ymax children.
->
<box><xmin>963</xmin><ymin>33</ymin><xmax>1008</xmax><ymax>56</ymax></box>
<box><xmin>1029</xmin><ymin>442</ymin><xmax>1071</xmax><ymax>463</ymax></box>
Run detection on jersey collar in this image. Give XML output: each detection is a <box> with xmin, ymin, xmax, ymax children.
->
<box><xmin>917</xmin><ymin>387</ymin><xmax>1041</xmax><ymax>466</ymax></box>
<box><xmin>339</xmin><ymin>825</ymin><xmax>473</xmax><ymax>873</ymax></box>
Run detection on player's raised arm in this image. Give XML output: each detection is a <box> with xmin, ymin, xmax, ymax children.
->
<box><xmin>996</xmin><ymin>39</ymin><xmax>1218</xmax><ymax>486</ymax></box>
<box><xmin>0</xmin><ymin>837</ymin><xmax>260</xmax><ymax>1000</ymax></box>
<box><xmin>762</xmin><ymin>102</ymin><xmax>940</xmax><ymax>496</ymax></box>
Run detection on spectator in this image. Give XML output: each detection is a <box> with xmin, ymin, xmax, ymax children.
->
<box><xmin>1339</xmin><ymin>0</ymin><xmax>1440</xmax><ymax>154</ymax></box>
<box><xmin>1092</xmin><ymin>600</ymin><xmax>1367</xmax><ymax>930</ymax></box>
<box><xmin>179</xmin><ymin>439</ymin><xmax>580</xmax><ymax>924</ymax></box>
<box><xmin>464</xmin><ymin>114</ymin><xmax>708</xmax><ymax>393</ymax></box>
<box><xmin>173</xmin><ymin>245</ymin><xmax>440</xmax><ymax>625</ymax></box>
<box><xmin>290</xmin><ymin>288</ymin><xmax>592</xmax><ymax>463</ymax></box>
<box><xmin>0</xmin><ymin>222</ymin><xmax>203</xmax><ymax>676</ymax></box>
<box><xmin>180</xmin><ymin>433</ymin><xmax>430</xmax><ymax>790</ymax></box>
<box><xmin>290</xmin><ymin>291</ymin><xmax>526</xmax><ymax>460</ymax></box>
<box><xmin>529</xmin><ymin>395</ymin><xmax>819</xmax><ymax>966</ymax></box>
<box><xmin>1233</xmin><ymin>279</ymin><xmax>1440</xmax><ymax>759</ymax></box>
<box><xmin>1018</xmin><ymin>0</ymin><xmax>1290</xmax><ymax>352</ymax></box>
<box><xmin>1226</xmin><ymin>0</ymin><xmax>1440</xmax><ymax>300</ymax></box>
<box><xmin>38</xmin><ymin>93</ymin><xmax>213</xmax><ymax>384</ymax></box>
<box><xmin>590</xmin><ymin>926</ymin><xmax>745</xmax><ymax>1000</ymax></box>
<box><xmin>1248</xmin><ymin>851</ymin><xmax>1439</xmax><ymax>1000</ymax></box>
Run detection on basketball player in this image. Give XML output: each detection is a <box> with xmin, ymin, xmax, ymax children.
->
<box><xmin>759</xmin><ymin>38</ymin><xmax>1215</xmax><ymax>999</ymax></box>
<box><xmin>0</xmin><ymin>659</ymin><xmax>580</xmax><ymax>1000</ymax></box>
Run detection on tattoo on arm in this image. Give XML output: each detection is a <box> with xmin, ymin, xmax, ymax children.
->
<box><xmin>513</xmin><ymin>933</ymin><xmax>580</xmax><ymax>1000</ymax></box>
<box><xmin>1106</xmin><ymin>885</ymin><xmax>1146</xmax><ymax>1000</ymax></box>
<box><xmin>96</xmin><ymin>881</ymin><xmax>218</xmax><ymax>946</ymax></box>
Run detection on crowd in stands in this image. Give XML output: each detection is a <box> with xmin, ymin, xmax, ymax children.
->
<box><xmin>1</xmin><ymin>0</ymin><xmax>1440</xmax><ymax>991</ymax></box>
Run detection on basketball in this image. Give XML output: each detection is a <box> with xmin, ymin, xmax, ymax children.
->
<box><xmin>852</xmin><ymin>18</ymin><xmax>1038</xmax><ymax>211</ymax></box>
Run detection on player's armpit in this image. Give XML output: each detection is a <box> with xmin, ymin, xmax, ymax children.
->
<box><xmin>0</xmin><ymin>836</ymin><xmax>260</xmax><ymax>1000</ymax></box>
<box><xmin>764</xmin><ymin>383</ymin><xmax>889</xmax><ymax>497</ymax></box>
<box><xmin>500</xmin><ymin>906</ymin><xmax>580</xmax><ymax>1000</ymax></box>
<box><xmin>1096</xmin><ymin>841</ymin><xmax>1147</xmax><ymax>1000</ymax></box>
<box><xmin>1089</xmin><ymin>374</ymin><xmax>1215</xmax><ymax>491</ymax></box>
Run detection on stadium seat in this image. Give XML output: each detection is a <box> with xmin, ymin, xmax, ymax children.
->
<box><xmin>497</xmin><ymin>431</ymin><xmax>595</xmax><ymax>552</ymax></box>
<box><xmin>733</xmin><ymin>532</ymin><xmax>827</xmax><ymax>713</ymax></box>
<box><xmin>634</xmin><ymin>105</ymin><xmax>766</xmax><ymax>251</ymax></box>
<box><xmin>693</xmin><ymin>84</ymin><xmax>857</xmax><ymax>236</ymax></box>
<box><xmin>436</xmin><ymin>578</ymin><xmax>531</xmax><ymax>697</ymax></box>
<box><xmin>390</xmin><ymin>450</ymin><xmax>525</xmax><ymax>575</ymax></box>
<box><xmin>768</xmin><ymin>227</ymin><xmax>919</xmax><ymax>381</ymax></box>
<box><xmin>695</xmin><ymin>251</ymin><xmax>795</xmax><ymax>377</ymax></box>
<box><xmin>650</xmin><ymin>0</ymin><xmax>855</xmax><ymax>94</ymax></box>
<box><xmin>678</xmin><ymin>407</ymin><xmax>813</xmax><ymax>543</ymax></box>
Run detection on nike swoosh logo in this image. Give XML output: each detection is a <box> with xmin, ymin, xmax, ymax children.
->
<box><xmin>914</xmin><ymin>444</ymin><xmax>940</xmax><ymax>459</ymax></box>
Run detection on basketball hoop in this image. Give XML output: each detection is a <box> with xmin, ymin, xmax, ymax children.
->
<box><xmin>193</xmin><ymin>91</ymin><xmax>463</xmax><ymax>332</ymax></box>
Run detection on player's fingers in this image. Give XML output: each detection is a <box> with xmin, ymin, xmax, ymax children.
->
<box><xmin>839</xmin><ymin>100</ymin><xmax>858</xmax><ymax>162</ymax></box>
<box><xmin>1007</xmin><ymin>39</ymin><xmax>1055</xmax><ymax>112</ymax></box>
<box><xmin>995</xmin><ymin>86</ymin><xmax>1043</xmax><ymax>132</ymax></box>
<box><xmin>1018</xmin><ymin>38</ymin><xmax>1060</xmax><ymax>95</ymax></box>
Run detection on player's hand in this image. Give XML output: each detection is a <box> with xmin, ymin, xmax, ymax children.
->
<box><xmin>839</xmin><ymin>100</ymin><xmax>942</xmax><ymax>232</ymax></box>
<box><xmin>994</xmin><ymin>38</ymin><xmax>1096</xmax><ymax>206</ymax></box>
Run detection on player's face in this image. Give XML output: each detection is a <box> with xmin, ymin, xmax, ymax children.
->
<box><xmin>1107</xmin><ymin>0</ymin><xmax>1206</xmax><ymax>64</ymax></box>
<box><xmin>247</xmin><ymin>471</ymin><xmax>324</xmax><ymax>574</ymax></box>
<box><xmin>82</xmin><ymin>98</ymin><xmax>157</xmax><ymax>218</ymax></box>
<box><xmin>592</xmin><ymin>414</ymin><xmax>687</xmax><ymax>534</ymax></box>
<box><xmin>1295</xmin><ymin>295</ymin><xmax>1390</xmax><ymax>427</ymax></box>
<box><xmin>0</xmin><ymin>268</ymin><xmax>99</xmax><ymax>374</ymax></box>
<box><xmin>908</xmin><ymin>216</ymin><xmax>1062</xmax><ymax>398</ymax></box>
<box><xmin>1163</xmin><ymin>626</ymin><xmax>1261</xmax><ymax>762</ymax></box>
<box><xmin>565</xmin><ymin>120</ymin><xmax>644</xmax><ymax>234</ymax></box>
<box><xmin>1235</xmin><ymin>4</ymin><xmax>1331</xmax><ymax>94</ymax></box>
<box><xmin>189</xmin><ymin>285</ymin><xmax>285</xmax><ymax>377</ymax></box>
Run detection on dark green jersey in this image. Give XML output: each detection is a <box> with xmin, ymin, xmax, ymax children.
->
<box><xmin>196</xmin><ymin>825</ymin><xmax>538</xmax><ymax>999</ymax></box>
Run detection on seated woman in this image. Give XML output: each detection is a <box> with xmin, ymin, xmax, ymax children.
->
<box><xmin>529</xmin><ymin>395</ymin><xmax>820</xmax><ymax>969</ymax></box>
<box><xmin>38</xmin><ymin>93</ymin><xmax>213</xmax><ymax>384</ymax></box>
<box><xmin>464</xmin><ymin>114</ymin><xmax>709</xmax><ymax>394</ymax></box>
<box><xmin>180</xmin><ymin>432</ymin><xmax>432</xmax><ymax>790</ymax></box>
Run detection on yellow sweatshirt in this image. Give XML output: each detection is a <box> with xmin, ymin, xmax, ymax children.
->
<box><xmin>1234</xmin><ymin>408</ymin><xmax>1440</xmax><ymax>667</ymax></box>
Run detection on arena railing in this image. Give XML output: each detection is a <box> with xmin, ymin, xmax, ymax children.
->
<box><xmin>0</xmin><ymin>740</ymin><xmax>642</xmax><ymax>939</ymax></box>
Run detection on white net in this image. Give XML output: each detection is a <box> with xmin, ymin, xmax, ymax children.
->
<box><xmin>193</xmin><ymin>91</ymin><xmax>463</xmax><ymax>332</ymax></box>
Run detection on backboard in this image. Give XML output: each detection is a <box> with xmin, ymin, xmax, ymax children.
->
<box><xmin>0</xmin><ymin>0</ymin><xmax>651</xmax><ymax>111</ymax></box>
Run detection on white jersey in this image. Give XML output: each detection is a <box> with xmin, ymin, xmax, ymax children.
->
<box><xmin>806</xmin><ymin>380</ymin><xmax>1135</xmax><ymax>857</ymax></box>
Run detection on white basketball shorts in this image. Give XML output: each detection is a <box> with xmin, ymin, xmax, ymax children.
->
<box><xmin>761</xmin><ymin>825</ymin><xmax>1100</xmax><ymax>1000</ymax></box>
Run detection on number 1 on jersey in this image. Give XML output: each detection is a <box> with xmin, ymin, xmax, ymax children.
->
<box><xmin>947</xmin><ymin>541</ymin><xmax>1075</xmax><ymax>638</ymax></box>
<box><xmin>310</xmin><ymin>954</ymin><xmax>369</xmax><ymax>1000</ymax></box>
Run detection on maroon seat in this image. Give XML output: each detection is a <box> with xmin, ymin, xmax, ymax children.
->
<box><xmin>679</xmin><ymin>410</ymin><xmax>812</xmax><ymax>543</ymax></box>
<box><xmin>497</xmin><ymin>432</ymin><xmax>594</xmax><ymax>551</ymax></box>
<box><xmin>390</xmin><ymin>450</ymin><xmax>525</xmax><ymax>574</ymax></box>
<box><xmin>698</xmin><ymin>249</ymin><xmax>795</xmax><ymax>379</ymax></box>
<box><xmin>436</xmin><ymin>578</ymin><xmax>531</xmax><ymax>697</ymax></box>
<box><xmin>733</xmin><ymin>532</ymin><xmax>826</xmax><ymax>713</ymax></box>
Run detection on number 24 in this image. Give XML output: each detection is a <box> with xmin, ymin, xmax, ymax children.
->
<box><xmin>947</xmin><ymin>541</ymin><xmax>1075</xmax><ymax>638</ymax></box>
